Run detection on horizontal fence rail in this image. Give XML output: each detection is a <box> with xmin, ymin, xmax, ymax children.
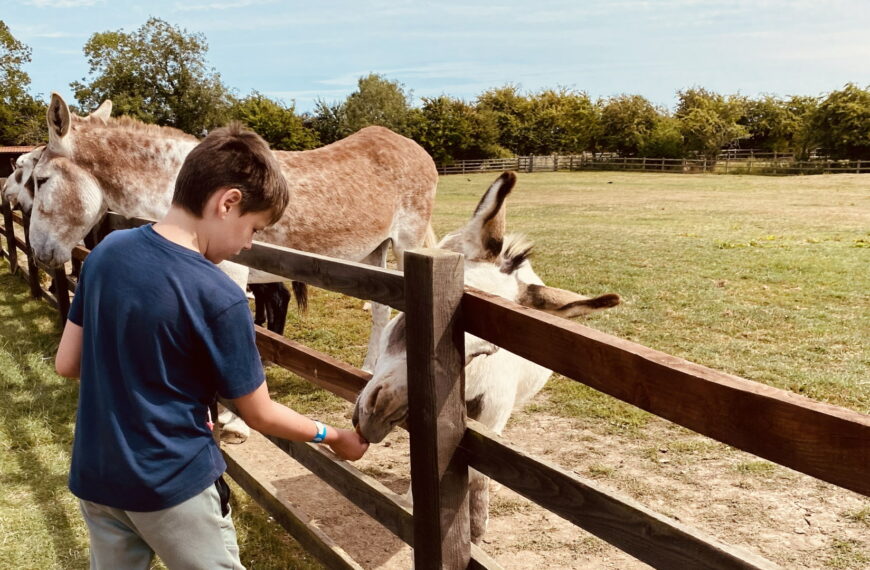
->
<box><xmin>461</xmin><ymin>288</ymin><xmax>870</xmax><ymax>496</ymax></box>
<box><xmin>461</xmin><ymin>420</ymin><xmax>777</xmax><ymax>569</ymax></box>
<box><xmin>3</xmin><ymin>207</ymin><xmax>868</xmax><ymax>569</ymax></box>
<box><xmin>437</xmin><ymin>155</ymin><xmax>870</xmax><ymax>176</ymax></box>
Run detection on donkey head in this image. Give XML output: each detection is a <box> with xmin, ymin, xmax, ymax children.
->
<box><xmin>28</xmin><ymin>93</ymin><xmax>109</xmax><ymax>267</ymax></box>
<box><xmin>2</xmin><ymin>146</ymin><xmax>44</xmax><ymax>212</ymax></box>
<box><xmin>353</xmin><ymin>172</ymin><xmax>620</xmax><ymax>443</ymax></box>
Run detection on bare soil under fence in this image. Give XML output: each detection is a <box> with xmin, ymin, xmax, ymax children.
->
<box><xmin>227</xmin><ymin>396</ymin><xmax>869</xmax><ymax>569</ymax></box>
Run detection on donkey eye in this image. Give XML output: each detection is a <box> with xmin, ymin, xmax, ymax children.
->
<box><xmin>35</xmin><ymin>177</ymin><xmax>49</xmax><ymax>188</ymax></box>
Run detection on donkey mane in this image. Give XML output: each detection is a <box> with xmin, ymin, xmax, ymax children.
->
<box><xmin>499</xmin><ymin>233</ymin><xmax>534</xmax><ymax>274</ymax></box>
<box><xmin>72</xmin><ymin>114</ymin><xmax>198</xmax><ymax>141</ymax></box>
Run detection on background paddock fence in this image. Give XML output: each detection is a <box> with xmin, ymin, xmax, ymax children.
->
<box><xmin>437</xmin><ymin>155</ymin><xmax>870</xmax><ymax>176</ymax></box>
<box><xmin>1</xmin><ymin>205</ymin><xmax>868</xmax><ymax>569</ymax></box>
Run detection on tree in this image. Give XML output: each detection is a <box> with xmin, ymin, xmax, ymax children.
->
<box><xmin>231</xmin><ymin>92</ymin><xmax>319</xmax><ymax>150</ymax></box>
<box><xmin>476</xmin><ymin>85</ymin><xmax>531</xmax><ymax>154</ymax></box>
<box><xmin>675</xmin><ymin>88</ymin><xmax>748</xmax><ymax>159</ymax></box>
<box><xmin>412</xmin><ymin>95</ymin><xmax>505</xmax><ymax>163</ymax></box>
<box><xmin>639</xmin><ymin>115</ymin><xmax>685</xmax><ymax>158</ymax></box>
<box><xmin>785</xmin><ymin>95</ymin><xmax>819</xmax><ymax>160</ymax></box>
<box><xmin>526</xmin><ymin>88</ymin><xmax>600</xmax><ymax>155</ymax></box>
<box><xmin>71</xmin><ymin>17</ymin><xmax>234</xmax><ymax>135</ymax></box>
<box><xmin>0</xmin><ymin>20</ymin><xmax>47</xmax><ymax>144</ymax></box>
<box><xmin>307</xmin><ymin>98</ymin><xmax>344</xmax><ymax>145</ymax></box>
<box><xmin>339</xmin><ymin>73</ymin><xmax>414</xmax><ymax>136</ymax></box>
<box><xmin>811</xmin><ymin>84</ymin><xmax>870</xmax><ymax>159</ymax></box>
<box><xmin>600</xmin><ymin>94</ymin><xmax>660</xmax><ymax>156</ymax></box>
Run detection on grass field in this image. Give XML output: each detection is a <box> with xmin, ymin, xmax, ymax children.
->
<box><xmin>0</xmin><ymin>171</ymin><xmax>867</xmax><ymax>567</ymax></box>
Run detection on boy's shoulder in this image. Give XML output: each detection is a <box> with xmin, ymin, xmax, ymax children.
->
<box><xmin>86</xmin><ymin>226</ymin><xmax>247</xmax><ymax>311</ymax></box>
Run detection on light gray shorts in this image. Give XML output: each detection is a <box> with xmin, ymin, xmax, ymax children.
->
<box><xmin>78</xmin><ymin>478</ymin><xmax>244</xmax><ymax>569</ymax></box>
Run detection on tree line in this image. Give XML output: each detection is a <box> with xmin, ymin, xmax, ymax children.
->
<box><xmin>2</xmin><ymin>18</ymin><xmax>869</xmax><ymax>162</ymax></box>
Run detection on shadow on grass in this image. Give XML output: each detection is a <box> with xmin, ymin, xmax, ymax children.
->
<box><xmin>0</xmin><ymin>260</ymin><xmax>86</xmax><ymax>566</ymax></box>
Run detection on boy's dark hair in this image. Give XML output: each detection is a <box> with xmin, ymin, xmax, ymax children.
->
<box><xmin>173</xmin><ymin>123</ymin><xmax>289</xmax><ymax>224</ymax></box>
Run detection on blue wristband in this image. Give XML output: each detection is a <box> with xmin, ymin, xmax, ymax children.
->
<box><xmin>311</xmin><ymin>420</ymin><xmax>327</xmax><ymax>443</ymax></box>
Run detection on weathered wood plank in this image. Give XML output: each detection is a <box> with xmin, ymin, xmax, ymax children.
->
<box><xmin>234</xmin><ymin>241</ymin><xmax>406</xmax><ymax>311</ymax></box>
<box><xmin>220</xmin><ymin>399</ymin><xmax>416</xmax><ymax>545</ymax></box>
<box><xmin>2</xmin><ymin>201</ymin><xmax>19</xmax><ymax>272</ymax></box>
<box><xmin>53</xmin><ymin>266</ymin><xmax>70</xmax><ymax>324</ymax></box>
<box><xmin>461</xmin><ymin>421</ymin><xmax>778</xmax><ymax>569</ymax></box>
<box><xmin>404</xmin><ymin>248</ymin><xmax>470</xmax><ymax>569</ymax></box>
<box><xmin>72</xmin><ymin>245</ymin><xmax>89</xmax><ymax>263</ymax></box>
<box><xmin>101</xmin><ymin>213</ymin><xmax>407</xmax><ymax>309</ymax></box>
<box><xmin>221</xmin><ymin>401</ymin><xmax>501</xmax><ymax>568</ymax></box>
<box><xmin>21</xmin><ymin>212</ymin><xmax>41</xmax><ymax>299</ymax></box>
<box><xmin>254</xmin><ymin>326</ymin><xmax>369</xmax><ymax>403</ymax></box>
<box><xmin>222</xmin><ymin>446</ymin><xmax>364</xmax><ymax>570</ymax></box>
<box><xmin>462</xmin><ymin>288</ymin><xmax>870</xmax><ymax>496</ymax></box>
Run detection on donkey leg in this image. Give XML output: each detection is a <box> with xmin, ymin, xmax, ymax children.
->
<box><xmin>250</xmin><ymin>283</ymin><xmax>268</xmax><ymax>327</ymax></box>
<box><xmin>270</xmin><ymin>282</ymin><xmax>291</xmax><ymax>334</ymax></box>
<box><xmin>470</xmin><ymin>469</ymin><xmax>491</xmax><ymax>544</ymax></box>
<box><xmin>361</xmin><ymin>240</ymin><xmax>391</xmax><ymax>372</ymax></box>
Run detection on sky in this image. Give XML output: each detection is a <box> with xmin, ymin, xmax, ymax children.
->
<box><xmin>5</xmin><ymin>0</ymin><xmax>870</xmax><ymax>114</ymax></box>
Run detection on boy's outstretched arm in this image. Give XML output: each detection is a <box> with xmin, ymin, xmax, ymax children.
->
<box><xmin>232</xmin><ymin>382</ymin><xmax>369</xmax><ymax>461</ymax></box>
<box><xmin>56</xmin><ymin>320</ymin><xmax>83</xmax><ymax>379</ymax></box>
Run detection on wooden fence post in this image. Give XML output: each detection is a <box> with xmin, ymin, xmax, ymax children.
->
<box><xmin>53</xmin><ymin>267</ymin><xmax>70</xmax><ymax>325</ymax></box>
<box><xmin>2</xmin><ymin>198</ymin><xmax>18</xmax><ymax>273</ymax></box>
<box><xmin>21</xmin><ymin>212</ymin><xmax>42</xmax><ymax>299</ymax></box>
<box><xmin>404</xmin><ymin>248</ymin><xmax>469</xmax><ymax>570</ymax></box>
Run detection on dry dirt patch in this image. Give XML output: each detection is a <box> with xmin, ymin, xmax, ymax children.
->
<box><xmin>225</xmin><ymin>398</ymin><xmax>868</xmax><ymax>569</ymax></box>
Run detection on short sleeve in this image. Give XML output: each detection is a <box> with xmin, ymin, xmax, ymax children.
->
<box><xmin>67</xmin><ymin>265</ymin><xmax>86</xmax><ymax>326</ymax></box>
<box><xmin>202</xmin><ymin>300</ymin><xmax>265</xmax><ymax>399</ymax></box>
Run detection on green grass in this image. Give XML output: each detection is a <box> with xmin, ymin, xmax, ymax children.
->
<box><xmin>1</xmin><ymin>171</ymin><xmax>868</xmax><ymax>566</ymax></box>
<box><xmin>0</xmin><ymin>258</ymin><xmax>321</xmax><ymax>569</ymax></box>
<box><xmin>431</xmin><ymin>172</ymin><xmax>869</xmax><ymax>415</ymax></box>
<box><xmin>0</xmin><ymin>262</ymin><xmax>88</xmax><ymax>568</ymax></box>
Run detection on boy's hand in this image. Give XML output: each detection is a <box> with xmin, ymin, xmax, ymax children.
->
<box><xmin>328</xmin><ymin>428</ymin><xmax>370</xmax><ymax>461</ymax></box>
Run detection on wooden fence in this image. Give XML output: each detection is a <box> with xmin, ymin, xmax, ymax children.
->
<box><xmin>2</xmin><ymin>198</ymin><xmax>868</xmax><ymax>569</ymax></box>
<box><xmin>437</xmin><ymin>155</ymin><xmax>870</xmax><ymax>176</ymax></box>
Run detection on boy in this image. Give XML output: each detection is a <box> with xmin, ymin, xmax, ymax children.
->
<box><xmin>55</xmin><ymin>123</ymin><xmax>369</xmax><ymax>569</ymax></box>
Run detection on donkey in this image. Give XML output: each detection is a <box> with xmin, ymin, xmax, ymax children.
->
<box><xmin>3</xmin><ymin>145</ymin><xmax>44</xmax><ymax>212</ymax></box>
<box><xmin>352</xmin><ymin>171</ymin><xmax>620</xmax><ymax>543</ymax></box>
<box><xmin>2</xmin><ymin>100</ymin><xmax>112</xmax><ymax>211</ymax></box>
<box><xmin>27</xmin><ymin>93</ymin><xmax>438</xmax><ymax>374</ymax></box>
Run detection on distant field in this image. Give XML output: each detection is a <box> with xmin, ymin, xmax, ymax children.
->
<box><xmin>429</xmin><ymin>171</ymin><xmax>870</xmax><ymax>419</ymax></box>
<box><xmin>274</xmin><ymin>171</ymin><xmax>869</xmax><ymax>418</ymax></box>
<box><xmin>0</xmin><ymin>171</ymin><xmax>867</xmax><ymax>567</ymax></box>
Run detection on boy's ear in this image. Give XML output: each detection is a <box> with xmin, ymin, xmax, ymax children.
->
<box><xmin>216</xmin><ymin>188</ymin><xmax>243</xmax><ymax>216</ymax></box>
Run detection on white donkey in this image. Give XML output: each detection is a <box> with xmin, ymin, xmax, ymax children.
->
<box><xmin>353</xmin><ymin>171</ymin><xmax>620</xmax><ymax>543</ymax></box>
<box><xmin>27</xmin><ymin>93</ymin><xmax>438</xmax><ymax>375</ymax></box>
<box><xmin>2</xmin><ymin>100</ymin><xmax>112</xmax><ymax>210</ymax></box>
<box><xmin>3</xmin><ymin>145</ymin><xmax>44</xmax><ymax>212</ymax></box>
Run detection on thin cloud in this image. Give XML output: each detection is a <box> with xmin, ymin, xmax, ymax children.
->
<box><xmin>173</xmin><ymin>0</ymin><xmax>276</xmax><ymax>12</ymax></box>
<box><xmin>24</xmin><ymin>0</ymin><xmax>102</xmax><ymax>7</ymax></box>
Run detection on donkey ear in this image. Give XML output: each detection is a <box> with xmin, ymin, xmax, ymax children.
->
<box><xmin>89</xmin><ymin>99</ymin><xmax>113</xmax><ymax>122</ymax></box>
<box><xmin>47</xmin><ymin>92</ymin><xmax>72</xmax><ymax>145</ymax></box>
<box><xmin>518</xmin><ymin>284</ymin><xmax>620</xmax><ymax>318</ymax></box>
<box><xmin>462</xmin><ymin>171</ymin><xmax>516</xmax><ymax>260</ymax></box>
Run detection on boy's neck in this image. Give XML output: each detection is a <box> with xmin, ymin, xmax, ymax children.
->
<box><xmin>153</xmin><ymin>205</ymin><xmax>206</xmax><ymax>256</ymax></box>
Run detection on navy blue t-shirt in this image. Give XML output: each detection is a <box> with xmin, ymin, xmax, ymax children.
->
<box><xmin>67</xmin><ymin>225</ymin><xmax>264</xmax><ymax>511</ymax></box>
